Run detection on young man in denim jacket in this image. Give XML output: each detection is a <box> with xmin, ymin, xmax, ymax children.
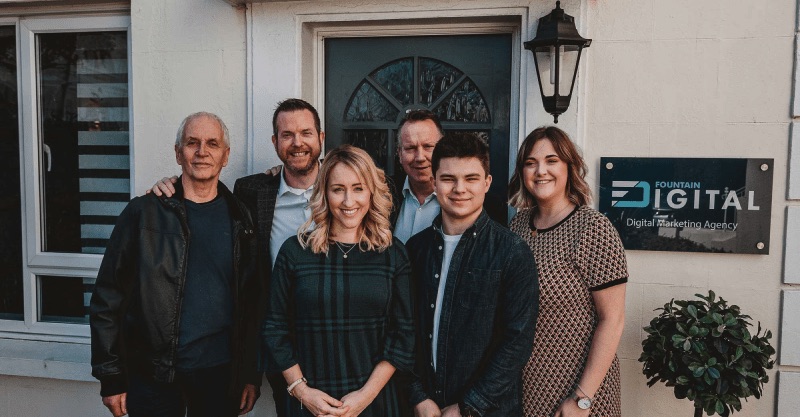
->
<box><xmin>405</xmin><ymin>132</ymin><xmax>539</xmax><ymax>417</ymax></box>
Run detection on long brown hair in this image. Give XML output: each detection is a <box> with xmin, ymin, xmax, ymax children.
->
<box><xmin>298</xmin><ymin>145</ymin><xmax>393</xmax><ymax>254</ymax></box>
<box><xmin>508</xmin><ymin>126</ymin><xmax>591</xmax><ymax>208</ymax></box>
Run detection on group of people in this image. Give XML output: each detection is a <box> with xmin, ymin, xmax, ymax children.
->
<box><xmin>89</xmin><ymin>98</ymin><xmax>628</xmax><ymax>417</ymax></box>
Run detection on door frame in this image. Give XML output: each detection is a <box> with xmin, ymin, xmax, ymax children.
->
<box><xmin>248</xmin><ymin>3</ymin><xmax>589</xmax><ymax>177</ymax></box>
<box><xmin>297</xmin><ymin>9</ymin><xmax>527</xmax><ymax>179</ymax></box>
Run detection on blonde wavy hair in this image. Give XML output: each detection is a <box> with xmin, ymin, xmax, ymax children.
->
<box><xmin>298</xmin><ymin>144</ymin><xmax>394</xmax><ymax>254</ymax></box>
<box><xmin>508</xmin><ymin>126</ymin><xmax>591</xmax><ymax>209</ymax></box>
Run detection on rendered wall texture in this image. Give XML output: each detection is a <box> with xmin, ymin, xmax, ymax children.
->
<box><xmin>585</xmin><ymin>0</ymin><xmax>796</xmax><ymax>416</ymax></box>
<box><xmin>130</xmin><ymin>0</ymin><xmax>248</xmax><ymax>191</ymax></box>
<box><xmin>1</xmin><ymin>0</ymin><xmax>796</xmax><ymax>416</ymax></box>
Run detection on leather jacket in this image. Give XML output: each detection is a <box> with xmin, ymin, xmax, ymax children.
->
<box><xmin>90</xmin><ymin>179</ymin><xmax>260</xmax><ymax>397</ymax></box>
<box><xmin>405</xmin><ymin>210</ymin><xmax>539</xmax><ymax>416</ymax></box>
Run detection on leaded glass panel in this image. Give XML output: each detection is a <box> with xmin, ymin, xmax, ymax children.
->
<box><xmin>344</xmin><ymin>81</ymin><xmax>400</xmax><ymax>122</ymax></box>
<box><xmin>344</xmin><ymin>130</ymin><xmax>389</xmax><ymax>170</ymax></box>
<box><xmin>370</xmin><ymin>58</ymin><xmax>413</xmax><ymax>106</ymax></box>
<box><xmin>434</xmin><ymin>79</ymin><xmax>490</xmax><ymax>122</ymax></box>
<box><xmin>419</xmin><ymin>58</ymin><xmax>462</xmax><ymax>106</ymax></box>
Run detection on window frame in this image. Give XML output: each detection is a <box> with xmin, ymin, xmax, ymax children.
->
<box><xmin>0</xmin><ymin>14</ymin><xmax>132</xmax><ymax>342</ymax></box>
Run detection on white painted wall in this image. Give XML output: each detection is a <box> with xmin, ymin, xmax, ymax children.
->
<box><xmin>585</xmin><ymin>0</ymin><xmax>796</xmax><ymax>416</ymax></box>
<box><xmin>130</xmin><ymin>0</ymin><xmax>249</xmax><ymax>191</ymax></box>
<box><xmin>2</xmin><ymin>0</ymin><xmax>797</xmax><ymax>416</ymax></box>
<box><xmin>0</xmin><ymin>376</ymin><xmax>105</xmax><ymax>416</ymax></box>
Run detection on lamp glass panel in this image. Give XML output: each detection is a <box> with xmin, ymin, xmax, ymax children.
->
<box><xmin>534</xmin><ymin>47</ymin><xmax>555</xmax><ymax>97</ymax></box>
<box><xmin>558</xmin><ymin>46</ymin><xmax>581</xmax><ymax>97</ymax></box>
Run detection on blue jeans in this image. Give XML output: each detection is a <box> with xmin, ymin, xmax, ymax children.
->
<box><xmin>127</xmin><ymin>363</ymin><xmax>238</xmax><ymax>417</ymax></box>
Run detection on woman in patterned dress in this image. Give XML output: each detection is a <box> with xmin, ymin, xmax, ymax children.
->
<box><xmin>508</xmin><ymin>126</ymin><xmax>628</xmax><ymax>417</ymax></box>
<box><xmin>263</xmin><ymin>145</ymin><xmax>414</xmax><ymax>417</ymax></box>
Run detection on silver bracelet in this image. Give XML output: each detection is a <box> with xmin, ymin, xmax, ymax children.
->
<box><xmin>286</xmin><ymin>377</ymin><xmax>307</xmax><ymax>397</ymax></box>
<box><xmin>576</xmin><ymin>384</ymin><xmax>594</xmax><ymax>400</ymax></box>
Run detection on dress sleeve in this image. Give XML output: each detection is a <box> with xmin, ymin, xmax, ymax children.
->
<box><xmin>575</xmin><ymin>212</ymin><xmax>629</xmax><ymax>291</ymax></box>
<box><xmin>378</xmin><ymin>243</ymin><xmax>415</xmax><ymax>373</ymax></box>
<box><xmin>261</xmin><ymin>238</ymin><xmax>299</xmax><ymax>374</ymax></box>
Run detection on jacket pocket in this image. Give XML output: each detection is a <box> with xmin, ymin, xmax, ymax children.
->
<box><xmin>457</xmin><ymin>268</ymin><xmax>501</xmax><ymax>311</ymax></box>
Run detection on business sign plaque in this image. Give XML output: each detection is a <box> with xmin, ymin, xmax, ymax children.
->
<box><xmin>599</xmin><ymin>158</ymin><xmax>773</xmax><ymax>254</ymax></box>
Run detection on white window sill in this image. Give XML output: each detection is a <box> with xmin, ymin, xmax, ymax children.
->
<box><xmin>0</xmin><ymin>338</ymin><xmax>94</xmax><ymax>382</ymax></box>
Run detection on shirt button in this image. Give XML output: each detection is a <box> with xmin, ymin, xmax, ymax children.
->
<box><xmin>418</xmin><ymin>207</ymin><xmax>422</xmax><ymax>211</ymax></box>
<box><xmin>430</xmin><ymin>304</ymin><xmax>435</xmax><ymax>308</ymax></box>
<box><xmin>434</xmin><ymin>273</ymin><xmax>439</xmax><ymax>278</ymax></box>
<box><xmin>428</xmin><ymin>333</ymin><xmax>432</xmax><ymax>339</ymax></box>
<box><xmin>438</xmin><ymin>246</ymin><xmax>442</xmax><ymax>250</ymax></box>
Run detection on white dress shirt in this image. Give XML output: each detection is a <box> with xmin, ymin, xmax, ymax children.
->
<box><xmin>269</xmin><ymin>168</ymin><xmax>314</xmax><ymax>265</ymax></box>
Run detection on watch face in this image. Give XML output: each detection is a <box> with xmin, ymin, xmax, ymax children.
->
<box><xmin>577</xmin><ymin>397</ymin><xmax>592</xmax><ymax>410</ymax></box>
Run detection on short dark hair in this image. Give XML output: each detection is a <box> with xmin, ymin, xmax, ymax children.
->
<box><xmin>431</xmin><ymin>132</ymin><xmax>490</xmax><ymax>176</ymax></box>
<box><xmin>272</xmin><ymin>98</ymin><xmax>321</xmax><ymax>137</ymax></box>
<box><xmin>396</xmin><ymin>109</ymin><xmax>444</xmax><ymax>149</ymax></box>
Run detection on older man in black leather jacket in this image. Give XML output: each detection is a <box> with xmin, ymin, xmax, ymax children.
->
<box><xmin>90</xmin><ymin>112</ymin><xmax>260</xmax><ymax>417</ymax></box>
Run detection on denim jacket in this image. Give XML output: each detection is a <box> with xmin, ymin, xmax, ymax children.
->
<box><xmin>405</xmin><ymin>210</ymin><xmax>539</xmax><ymax>416</ymax></box>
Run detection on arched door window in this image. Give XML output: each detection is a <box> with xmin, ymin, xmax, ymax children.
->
<box><xmin>325</xmin><ymin>34</ymin><xmax>512</xmax><ymax>207</ymax></box>
<box><xmin>341</xmin><ymin>56</ymin><xmax>492</xmax><ymax>178</ymax></box>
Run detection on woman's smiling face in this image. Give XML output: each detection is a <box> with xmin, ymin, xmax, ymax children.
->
<box><xmin>522</xmin><ymin>138</ymin><xmax>570</xmax><ymax>205</ymax></box>
<box><xmin>326</xmin><ymin>163</ymin><xmax>371</xmax><ymax>241</ymax></box>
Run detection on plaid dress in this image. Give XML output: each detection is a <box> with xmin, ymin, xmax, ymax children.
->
<box><xmin>263</xmin><ymin>236</ymin><xmax>414</xmax><ymax>417</ymax></box>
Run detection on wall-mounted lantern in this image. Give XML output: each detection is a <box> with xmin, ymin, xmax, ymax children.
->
<box><xmin>524</xmin><ymin>1</ymin><xmax>591</xmax><ymax>123</ymax></box>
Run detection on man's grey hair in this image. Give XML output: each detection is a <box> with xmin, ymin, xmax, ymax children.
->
<box><xmin>174</xmin><ymin>111</ymin><xmax>230</xmax><ymax>148</ymax></box>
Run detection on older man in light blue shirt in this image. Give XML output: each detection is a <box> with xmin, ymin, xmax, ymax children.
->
<box><xmin>393</xmin><ymin>177</ymin><xmax>440</xmax><ymax>243</ymax></box>
<box><xmin>391</xmin><ymin>110</ymin><xmax>444</xmax><ymax>242</ymax></box>
<box><xmin>391</xmin><ymin>110</ymin><xmax>508</xmax><ymax>242</ymax></box>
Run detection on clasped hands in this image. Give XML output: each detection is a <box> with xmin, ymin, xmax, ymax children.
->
<box><xmin>292</xmin><ymin>383</ymin><xmax>373</xmax><ymax>417</ymax></box>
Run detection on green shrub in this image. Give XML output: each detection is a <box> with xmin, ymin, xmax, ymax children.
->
<box><xmin>639</xmin><ymin>291</ymin><xmax>775</xmax><ymax>416</ymax></box>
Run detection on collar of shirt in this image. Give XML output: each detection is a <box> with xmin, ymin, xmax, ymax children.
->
<box><xmin>278</xmin><ymin>166</ymin><xmax>314</xmax><ymax>199</ymax></box>
<box><xmin>402</xmin><ymin>177</ymin><xmax>436</xmax><ymax>204</ymax></box>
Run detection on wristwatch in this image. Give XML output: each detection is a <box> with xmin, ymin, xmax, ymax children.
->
<box><xmin>459</xmin><ymin>402</ymin><xmax>481</xmax><ymax>417</ymax></box>
<box><xmin>571</xmin><ymin>391</ymin><xmax>593</xmax><ymax>410</ymax></box>
<box><xmin>576</xmin><ymin>395</ymin><xmax>592</xmax><ymax>410</ymax></box>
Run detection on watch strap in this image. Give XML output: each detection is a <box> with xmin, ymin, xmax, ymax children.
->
<box><xmin>458</xmin><ymin>401</ymin><xmax>481</xmax><ymax>417</ymax></box>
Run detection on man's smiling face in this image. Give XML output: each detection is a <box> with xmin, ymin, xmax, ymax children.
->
<box><xmin>272</xmin><ymin>109</ymin><xmax>324</xmax><ymax>177</ymax></box>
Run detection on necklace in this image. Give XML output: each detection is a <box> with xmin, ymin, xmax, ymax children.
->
<box><xmin>533</xmin><ymin>201</ymin><xmax>575</xmax><ymax>230</ymax></box>
<box><xmin>334</xmin><ymin>241</ymin><xmax>357</xmax><ymax>258</ymax></box>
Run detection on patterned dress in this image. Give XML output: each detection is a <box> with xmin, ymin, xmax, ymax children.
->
<box><xmin>263</xmin><ymin>236</ymin><xmax>415</xmax><ymax>417</ymax></box>
<box><xmin>509</xmin><ymin>206</ymin><xmax>627</xmax><ymax>417</ymax></box>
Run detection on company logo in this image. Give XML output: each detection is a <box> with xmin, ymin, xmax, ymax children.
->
<box><xmin>610</xmin><ymin>180</ymin><xmax>760</xmax><ymax>211</ymax></box>
<box><xmin>611</xmin><ymin>181</ymin><xmax>650</xmax><ymax>208</ymax></box>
